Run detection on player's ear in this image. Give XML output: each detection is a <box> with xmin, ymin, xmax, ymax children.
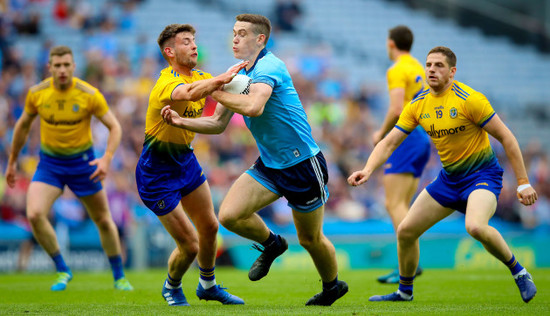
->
<box><xmin>164</xmin><ymin>47</ymin><xmax>174</xmax><ymax>58</ymax></box>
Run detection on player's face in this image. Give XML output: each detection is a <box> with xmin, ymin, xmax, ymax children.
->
<box><xmin>172</xmin><ymin>32</ymin><xmax>198</xmax><ymax>69</ymax></box>
<box><xmin>425</xmin><ymin>53</ymin><xmax>456</xmax><ymax>92</ymax></box>
<box><xmin>232</xmin><ymin>21</ymin><xmax>262</xmax><ymax>60</ymax></box>
<box><xmin>49</xmin><ymin>54</ymin><xmax>75</xmax><ymax>90</ymax></box>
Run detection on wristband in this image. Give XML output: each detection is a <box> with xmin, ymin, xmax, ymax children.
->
<box><xmin>517</xmin><ymin>184</ymin><xmax>531</xmax><ymax>193</ymax></box>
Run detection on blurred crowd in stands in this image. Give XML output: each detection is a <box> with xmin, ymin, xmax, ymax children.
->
<box><xmin>1</xmin><ymin>0</ymin><xmax>549</xmax><ymax>263</ymax></box>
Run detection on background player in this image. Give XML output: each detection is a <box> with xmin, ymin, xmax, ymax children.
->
<box><xmin>5</xmin><ymin>45</ymin><xmax>132</xmax><ymax>291</ymax></box>
<box><xmin>348</xmin><ymin>46</ymin><xmax>538</xmax><ymax>303</ymax></box>
<box><xmin>135</xmin><ymin>24</ymin><xmax>247</xmax><ymax>306</ymax></box>
<box><xmin>161</xmin><ymin>13</ymin><xmax>348</xmax><ymax>306</ymax></box>
<box><xmin>371</xmin><ymin>25</ymin><xmax>430</xmax><ymax>284</ymax></box>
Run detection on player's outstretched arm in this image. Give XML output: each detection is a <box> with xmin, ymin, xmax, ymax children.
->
<box><xmin>483</xmin><ymin>114</ymin><xmax>538</xmax><ymax>206</ymax></box>
<box><xmin>89</xmin><ymin>110</ymin><xmax>121</xmax><ymax>182</ymax></box>
<box><xmin>373</xmin><ymin>88</ymin><xmax>406</xmax><ymax>145</ymax></box>
<box><xmin>161</xmin><ymin>103</ymin><xmax>234</xmax><ymax>135</ymax></box>
<box><xmin>348</xmin><ymin>127</ymin><xmax>408</xmax><ymax>186</ymax></box>
<box><xmin>6</xmin><ymin>111</ymin><xmax>37</xmax><ymax>188</ymax></box>
<box><xmin>171</xmin><ymin>61</ymin><xmax>248</xmax><ymax>102</ymax></box>
<box><xmin>211</xmin><ymin>82</ymin><xmax>272</xmax><ymax>117</ymax></box>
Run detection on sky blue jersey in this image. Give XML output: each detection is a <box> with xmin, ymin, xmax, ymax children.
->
<box><xmin>239</xmin><ymin>49</ymin><xmax>320</xmax><ymax>169</ymax></box>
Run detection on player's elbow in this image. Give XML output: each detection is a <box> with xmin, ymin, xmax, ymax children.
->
<box><xmin>245</xmin><ymin>104</ymin><xmax>264</xmax><ymax>117</ymax></box>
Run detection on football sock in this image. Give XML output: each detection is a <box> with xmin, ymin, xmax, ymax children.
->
<box><xmin>108</xmin><ymin>255</ymin><xmax>125</xmax><ymax>281</ymax></box>
<box><xmin>51</xmin><ymin>252</ymin><xmax>70</xmax><ymax>273</ymax></box>
<box><xmin>322</xmin><ymin>275</ymin><xmax>338</xmax><ymax>291</ymax></box>
<box><xmin>167</xmin><ymin>273</ymin><xmax>181</xmax><ymax>288</ymax></box>
<box><xmin>261</xmin><ymin>231</ymin><xmax>278</xmax><ymax>248</ymax></box>
<box><xmin>398</xmin><ymin>275</ymin><xmax>414</xmax><ymax>296</ymax></box>
<box><xmin>199</xmin><ymin>266</ymin><xmax>216</xmax><ymax>289</ymax></box>
<box><xmin>505</xmin><ymin>254</ymin><xmax>525</xmax><ymax>276</ymax></box>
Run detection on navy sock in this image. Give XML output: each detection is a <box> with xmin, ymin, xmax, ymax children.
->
<box><xmin>505</xmin><ymin>254</ymin><xmax>524</xmax><ymax>275</ymax></box>
<box><xmin>51</xmin><ymin>252</ymin><xmax>70</xmax><ymax>273</ymax></box>
<box><xmin>261</xmin><ymin>231</ymin><xmax>278</xmax><ymax>248</ymax></box>
<box><xmin>108</xmin><ymin>255</ymin><xmax>125</xmax><ymax>281</ymax></box>
<box><xmin>398</xmin><ymin>275</ymin><xmax>414</xmax><ymax>296</ymax></box>
<box><xmin>167</xmin><ymin>273</ymin><xmax>181</xmax><ymax>287</ymax></box>
<box><xmin>323</xmin><ymin>276</ymin><xmax>338</xmax><ymax>291</ymax></box>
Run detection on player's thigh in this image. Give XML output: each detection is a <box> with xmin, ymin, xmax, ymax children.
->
<box><xmin>383</xmin><ymin>173</ymin><xmax>420</xmax><ymax>206</ymax></box>
<box><xmin>26</xmin><ymin>181</ymin><xmax>63</xmax><ymax>218</ymax></box>
<box><xmin>399</xmin><ymin>189</ymin><xmax>454</xmax><ymax>238</ymax></box>
<box><xmin>158</xmin><ymin>203</ymin><xmax>198</xmax><ymax>246</ymax></box>
<box><xmin>79</xmin><ymin>189</ymin><xmax>112</xmax><ymax>223</ymax></box>
<box><xmin>292</xmin><ymin>205</ymin><xmax>325</xmax><ymax>240</ymax></box>
<box><xmin>465</xmin><ymin>189</ymin><xmax>497</xmax><ymax>227</ymax></box>
<box><xmin>220</xmin><ymin>173</ymin><xmax>279</xmax><ymax>220</ymax></box>
<box><xmin>180</xmin><ymin>181</ymin><xmax>217</xmax><ymax>233</ymax></box>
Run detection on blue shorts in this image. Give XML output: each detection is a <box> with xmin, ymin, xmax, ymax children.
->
<box><xmin>385</xmin><ymin>127</ymin><xmax>430</xmax><ymax>177</ymax></box>
<box><xmin>426</xmin><ymin>163</ymin><xmax>504</xmax><ymax>213</ymax></box>
<box><xmin>135</xmin><ymin>151</ymin><xmax>206</xmax><ymax>216</ymax></box>
<box><xmin>246</xmin><ymin>151</ymin><xmax>329</xmax><ymax>213</ymax></box>
<box><xmin>32</xmin><ymin>148</ymin><xmax>102</xmax><ymax>197</ymax></box>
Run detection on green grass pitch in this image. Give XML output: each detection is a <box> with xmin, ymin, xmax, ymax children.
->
<box><xmin>1</xmin><ymin>267</ymin><xmax>549</xmax><ymax>315</ymax></box>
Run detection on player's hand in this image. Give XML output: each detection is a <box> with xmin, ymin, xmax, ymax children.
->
<box><xmin>517</xmin><ymin>185</ymin><xmax>538</xmax><ymax>206</ymax></box>
<box><xmin>5</xmin><ymin>162</ymin><xmax>17</xmax><ymax>188</ymax></box>
<box><xmin>372</xmin><ymin>130</ymin><xmax>384</xmax><ymax>146</ymax></box>
<box><xmin>347</xmin><ymin>170</ymin><xmax>370</xmax><ymax>186</ymax></box>
<box><xmin>89</xmin><ymin>156</ymin><xmax>110</xmax><ymax>183</ymax></box>
<box><xmin>221</xmin><ymin>60</ymin><xmax>249</xmax><ymax>84</ymax></box>
<box><xmin>161</xmin><ymin>105</ymin><xmax>181</xmax><ymax>125</ymax></box>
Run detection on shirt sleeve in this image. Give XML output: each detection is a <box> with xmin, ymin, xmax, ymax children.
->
<box><xmin>395</xmin><ymin>101</ymin><xmax>418</xmax><ymax>134</ymax></box>
<box><xmin>91</xmin><ymin>90</ymin><xmax>110</xmax><ymax>117</ymax></box>
<box><xmin>252</xmin><ymin>60</ymin><xmax>280</xmax><ymax>88</ymax></box>
<box><xmin>23</xmin><ymin>90</ymin><xmax>38</xmax><ymax>115</ymax></box>
<box><xmin>465</xmin><ymin>92</ymin><xmax>495</xmax><ymax>127</ymax></box>
<box><xmin>387</xmin><ymin>65</ymin><xmax>406</xmax><ymax>91</ymax></box>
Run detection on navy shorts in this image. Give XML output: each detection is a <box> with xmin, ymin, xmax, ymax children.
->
<box><xmin>135</xmin><ymin>151</ymin><xmax>206</xmax><ymax>216</ymax></box>
<box><xmin>426</xmin><ymin>163</ymin><xmax>504</xmax><ymax>213</ymax></box>
<box><xmin>246</xmin><ymin>151</ymin><xmax>329</xmax><ymax>213</ymax></box>
<box><xmin>32</xmin><ymin>149</ymin><xmax>102</xmax><ymax>197</ymax></box>
<box><xmin>384</xmin><ymin>127</ymin><xmax>430</xmax><ymax>177</ymax></box>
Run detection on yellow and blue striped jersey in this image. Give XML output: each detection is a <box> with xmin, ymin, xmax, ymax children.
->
<box><xmin>387</xmin><ymin>53</ymin><xmax>425</xmax><ymax>102</ymax></box>
<box><xmin>396</xmin><ymin>81</ymin><xmax>496</xmax><ymax>176</ymax></box>
<box><xmin>141</xmin><ymin>66</ymin><xmax>212</xmax><ymax>165</ymax></box>
<box><xmin>24</xmin><ymin>77</ymin><xmax>109</xmax><ymax>158</ymax></box>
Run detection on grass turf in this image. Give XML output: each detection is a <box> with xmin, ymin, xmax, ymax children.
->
<box><xmin>1</xmin><ymin>267</ymin><xmax>548</xmax><ymax>315</ymax></box>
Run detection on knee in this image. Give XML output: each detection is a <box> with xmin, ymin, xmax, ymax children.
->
<box><xmin>198</xmin><ymin>220</ymin><xmax>219</xmax><ymax>239</ymax></box>
<box><xmin>396</xmin><ymin>223</ymin><xmax>418</xmax><ymax>243</ymax></box>
<box><xmin>298</xmin><ymin>232</ymin><xmax>321</xmax><ymax>250</ymax></box>
<box><xmin>218</xmin><ymin>208</ymin><xmax>238</xmax><ymax>230</ymax></box>
<box><xmin>93</xmin><ymin>216</ymin><xmax>114</xmax><ymax>232</ymax></box>
<box><xmin>26</xmin><ymin>208</ymin><xmax>47</xmax><ymax>226</ymax></box>
<box><xmin>465</xmin><ymin>222</ymin><xmax>485</xmax><ymax>240</ymax></box>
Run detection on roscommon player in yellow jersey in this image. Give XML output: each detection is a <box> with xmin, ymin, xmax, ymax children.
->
<box><xmin>372</xmin><ymin>25</ymin><xmax>430</xmax><ymax>284</ymax></box>
<box><xmin>5</xmin><ymin>46</ymin><xmax>132</xmax><ymax>291</ymax></box>
<box><xmin>135</xmin><ymin>24</ymin><xmax>247</xmax><ymax>306</ymax></box>
<box><xmin>348</xmin><ymin>46</ymin><xmax>537</xmax><ymax>303</ymax></box>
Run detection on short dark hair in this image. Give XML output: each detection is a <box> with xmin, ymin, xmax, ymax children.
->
<box><xmin>388</xmin><ymin>25</ymin><xmax>413</xmax><ymax>52</ymax></box>
<box><xmin>157</xmin><ymin>24</ymin><xmax>196</xmax><ymax>60</ymax></box>
<box><xmin>428</xmin><ymin>46</ymin><xmax>457</xmax><ymax>67</ymax></box>
<box><xmin>49</xmin><ymin>45</ymin><xmax>73</xmax><ymax>62</ymax></box>
<box><xmin>236</xmin><ymin>13</ymin><xmax>271</xmax><ymax>46</ymax></box>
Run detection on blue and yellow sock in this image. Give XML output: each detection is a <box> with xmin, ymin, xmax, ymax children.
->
<box><xmin>51</xmin><ymin>252</ymin><xmax>70</xmax><ymax>273</ymax></box>
<box><xmin>398</xmin><ymin>275</ymin><xmax>414</xmax><ymax>296</ymax></box>
<box><xmin>199</xmin><ymin>266</ymin><xmax>216</xmax><ymax>289</ymax></box>
<box><xmin>505</xmin><ymin>254</ymin><xmax>525</xmax><ymax>277</ymax></box>
<box><xmin>108</xmin><ymin>255</ymin><xmax>125</xmax><ymax>281</ymax></box>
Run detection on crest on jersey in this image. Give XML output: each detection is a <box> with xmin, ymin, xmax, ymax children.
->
<box><xmin>73</xmin><ymin>104</ymin><xmax>80</xmax><ymax>112</ymax></box>
<box><xmin>450</xmin><ymin>107</ymin><xmax>458</xmax><ymax>119</ymax></box>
